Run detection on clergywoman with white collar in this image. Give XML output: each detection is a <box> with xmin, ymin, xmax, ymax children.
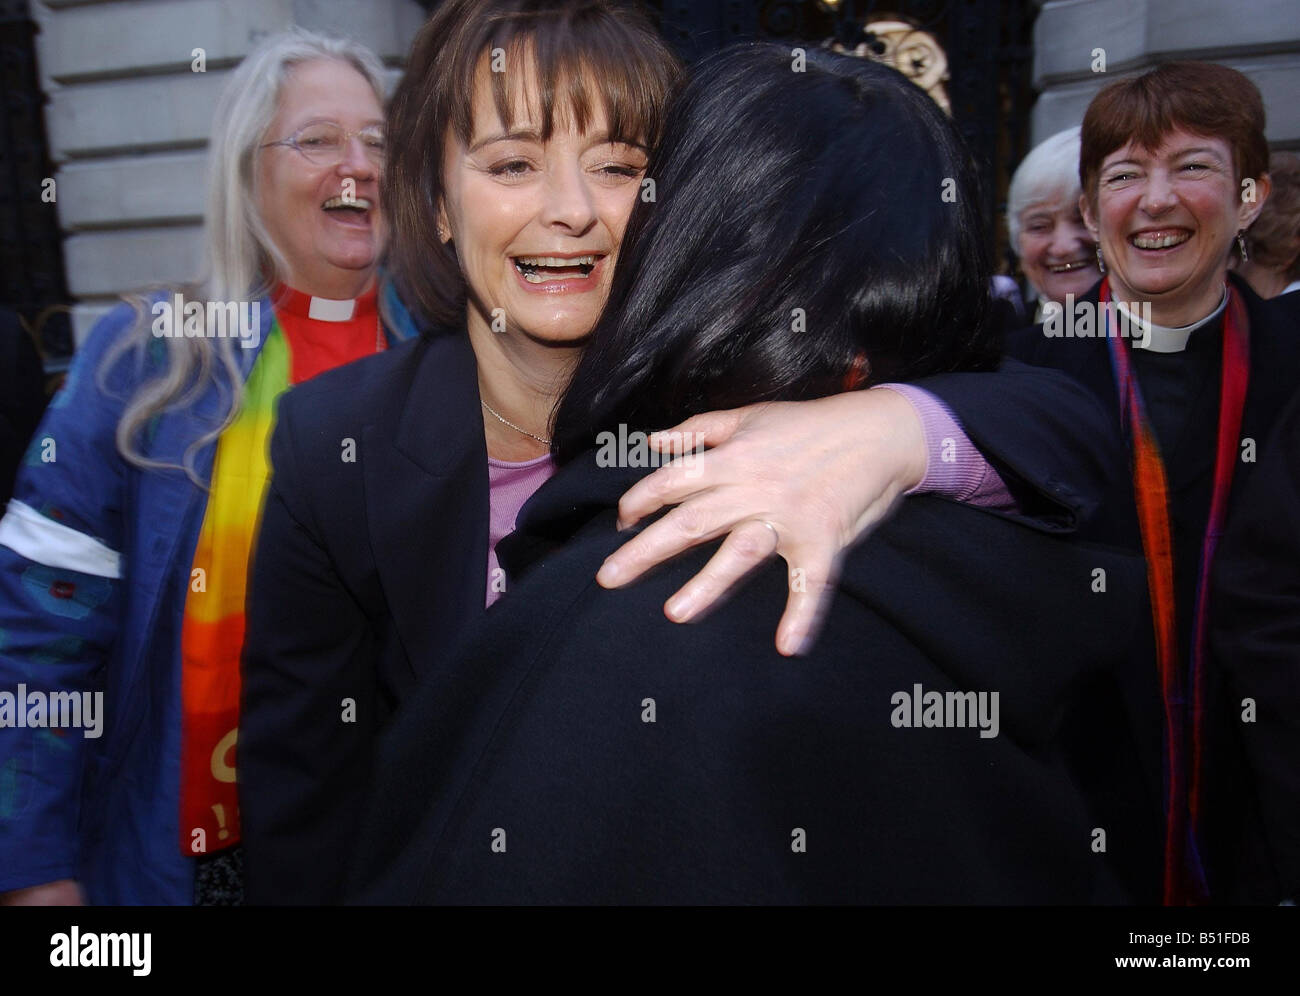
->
<box><xmin>0</xmin><ymin>30</ymin><xmax>408</xmax><ymax>906</ymax></box>
<box><xmin>1007</xmin><ymin>61</ymin><xmax>1300</xmax><ymax>906</ymax></box>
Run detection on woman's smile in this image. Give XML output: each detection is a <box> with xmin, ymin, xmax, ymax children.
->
<box><xmin>1127</xmin><ymin>227</ymin><xmax>1193</xmax><ymax>251</ymax></box>
<box><xmin>511</xmin><ymin>252</ymin><xmax>607</xmax><ymax>293</ymax></box>
<box><xmin>255</xmin><ymin>59</ymin><xmax>385</xmax><ymax>298</ymax></box>
<box><xmin>321</xmin><ymin>193</ymin><xmax>375</xmax><ymax>230</ymax></box>
<box><xmin>1015</xmin><ymin>194</ymin><xmax>1099</xmax><ymax>304</ymax></box>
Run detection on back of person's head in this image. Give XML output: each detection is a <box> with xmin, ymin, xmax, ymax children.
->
<box><xmin>554</xmin><ymin>42</ymin><xmax>996</xmax><ymax>460</ymax></box>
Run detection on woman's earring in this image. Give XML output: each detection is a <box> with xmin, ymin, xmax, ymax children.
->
<box><xmin>1237</xmin><ymin>230</ymin><xmax>1249</xmax><ymax>263</ymax></box>
<box><xmin>1096</xmin><ymin>245</ymin><xmax>1106</xmax><ymax>274</ymax></box>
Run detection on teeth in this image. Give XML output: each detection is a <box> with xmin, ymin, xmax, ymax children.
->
<box><xmin>323</xmin><ymin>196</ymin><xmax>371</xmax><ymax>210</ymax></box>
<box><xmin>1131</xmin><ymin>232</ymin><xmax>1189</xmax><ymax>250</ymax></box>
<box><xmin>513</xmin><ymin>254</ymin><xmax>598</xmax><ymax>283</ymax></box>
<box><xmin>514</xmin><ymin>255</ymin><xmax>597</xmax><ymax>266</ymax></box>
<box><xmin>1048</xmin><ymin>261</ymin><xmax>1090</xmax><ymax>273</ymax></box>
<box><xmin>519</xmin><ymin>269</ymin><xmax>589</xmax><ymax>283</ymax></box>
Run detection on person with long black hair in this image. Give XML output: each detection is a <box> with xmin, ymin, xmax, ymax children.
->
<box><xmin>349</xmin><ymin>43</ymin><xmax>1156</xmax><ymax>904</ymax></box>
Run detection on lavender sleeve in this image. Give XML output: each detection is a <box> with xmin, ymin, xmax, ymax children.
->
<box><xmin>872</xmin><ymin>383</ymin><xmax>1017</xmax><ymax>511</ymax></box>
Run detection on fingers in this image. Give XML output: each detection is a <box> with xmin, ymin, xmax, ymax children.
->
<box><xmin>774</xmin><ymin>558</ymin><xmax>838</xmax><ymax>657</ymax></box>
<box><xmin>616</xmin><ymin>404</ymin><xmax>774</xmax><ymax>530</ymax></box>
<box><xmin>661</xmin><ymin>519</ymin><xmax>781</xmax><ymax>622</ymax></box>
<box><xmin>646</xmin><ymin>407</ymin><xmax>746</xmax><ymax>452</ymax></box>
<box><xmin>598</xmin><ymin>498</ymin><xmax>731</xmax><ymax>588</ymax></box>
<box><xmin>614</xmin><ymin>454</ymin><xmax>714</xmax><ymax>531</ymax></box>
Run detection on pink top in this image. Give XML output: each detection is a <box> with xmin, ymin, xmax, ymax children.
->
<box><xmin>487</xmin><ymin>453</ymin><xmax>556</xmax><ymax>606</ymax></box>
<box><xmin>875</xmin><ymin>384</ymin><xmax>1015</xmax><ymax>509</ymax></box>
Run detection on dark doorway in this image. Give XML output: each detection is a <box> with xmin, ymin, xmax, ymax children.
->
<box><xmin>0</xmin><ymin>0</ymin><xmax>72</xmax><ymax>368</ymax></box>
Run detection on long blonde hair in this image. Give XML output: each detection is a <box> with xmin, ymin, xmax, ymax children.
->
<box><xmin>102</xmin><ymin>28</ymin><xmax>387</xmax><ymax>484</ymax></box>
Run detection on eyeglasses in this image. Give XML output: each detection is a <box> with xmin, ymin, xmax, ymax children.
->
<box><xmin>261</xmin><ymin>122</ymin><xmax>386</xmax><ymax>166</ymax></box>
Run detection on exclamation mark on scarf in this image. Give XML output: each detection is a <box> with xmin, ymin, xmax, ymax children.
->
<box><xmin>212</xmin><ymin>803</ymin><xmax>230</xmax><ymax>841</ymax></box>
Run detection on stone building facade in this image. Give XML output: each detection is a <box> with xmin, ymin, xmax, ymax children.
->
<box><xmin>1031</xmin><ymin>0</ymin><xmax>1300</xmax><ymax>145</ymax></box>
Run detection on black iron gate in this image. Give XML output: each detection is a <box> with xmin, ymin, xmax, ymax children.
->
<box><xmin>647</xmin><ymin>0</ymin><xmax>1038</xmax><ymax>266</ymax></box>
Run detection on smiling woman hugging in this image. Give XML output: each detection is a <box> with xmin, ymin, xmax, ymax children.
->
<box><xmin>347</xmin><ymin>42</ymin><xmax>1155</xmax><ymax>905</ymax></box>
<box><xmin>239</xmin><ymin>0</ymin><xmax>1145</xmax><ymax>905</ymax></box>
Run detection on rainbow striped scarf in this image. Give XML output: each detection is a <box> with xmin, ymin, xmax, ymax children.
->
<box><xmin>177</xmin><ymin>324</ymin><xmax>289</xmax><ymax>854</ymax></box>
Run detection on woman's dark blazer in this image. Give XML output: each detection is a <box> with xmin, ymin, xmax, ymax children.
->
<box><xmin>239</xmin><ymin>324</ymin><xmax>1146</xmax><ymax>904</ymax></box>
<box><xmin>241</xmin><ymin>329</ymin><xmax>488</xmax><ymax>905</ymax></box>
<box><xmin>348</xmin><ymin>448</ymin><xmax>1153</xmax><ymax>904</ymax></box>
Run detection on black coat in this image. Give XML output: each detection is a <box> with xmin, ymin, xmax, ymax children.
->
<box><xmin>349</xmin><ymin>450</ymin><xmax>1153</xmax><ymax>904</ymax></box>
<box><xmin>1212</xmin><ymin>382</ymin><xmax>1300</xmax><ymax>902</ymax></box>
<box><xmin>240</xmin><ymin>326</ymin><xmax>1147</xmax><ymax>904</ymax></box>
<box><xmin>1006</xmin><ymin>274</ymin><xmax>1300</xmax><ymax>903</ymax></box>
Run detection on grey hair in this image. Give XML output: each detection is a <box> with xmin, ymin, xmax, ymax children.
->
<box><xmin>1006</xmin><ymin>126</ymin><xmax>1083</xmax><ymax>247</ymax></box>
<box><xmin>101</xmin><ymin>28</ymin><xmax>387</xmax><ymax>485</ymax></box>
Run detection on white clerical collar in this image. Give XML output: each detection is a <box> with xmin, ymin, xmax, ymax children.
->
<box><xmin>1122</xmin><ymin>288</ymin><xmax>1228</xmax><ymax>354</ymax></box>
<box><xmin>307</xmin><ymin>296</ymin><xmax>357</xmax><ymax>322</ymax></box>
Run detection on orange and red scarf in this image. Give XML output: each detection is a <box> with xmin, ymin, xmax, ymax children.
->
<box><xmin>1102</xmin><ymin>277</ymin><xmax>1250</xmax><ymax>905</ymax></box>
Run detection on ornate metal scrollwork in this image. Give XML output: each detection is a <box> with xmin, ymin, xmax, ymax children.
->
<box><xmin>825</xmin><ymin>18</ymin><xmax>952</xmax><ymax>114</ymax></box>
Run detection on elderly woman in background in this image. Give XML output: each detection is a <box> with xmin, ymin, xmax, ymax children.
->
<box><xmin>1008</xmin><ymin>61</ymin><xmax>1300</xmax><ymax>905</ymax></box>
<box><xmin>1006</xmin><ymin>126</ymin><xmax>1101</xmax><ymax>317</ymax></box>
<box><xmin>1235</xmin><ymin>151</ymin><xmax>1300</xmax><ymax>298</ymax></box>
<box><xmin>0</xmin><ymin>29</ymin><xmax>409</xmax><ymax>905</ymax></box>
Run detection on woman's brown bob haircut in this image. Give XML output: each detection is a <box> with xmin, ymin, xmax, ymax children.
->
<box><xmin>1079</xmin><ymin>61</ymin><xmax>1268</xmax><ymax>209</ymax></box>
<box><xmin>384</xmin><ymin>0</ymin><xmax>683</xmax><ymax>328</ymax></box>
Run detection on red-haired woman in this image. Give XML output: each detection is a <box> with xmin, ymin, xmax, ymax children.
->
<box><xmin>1009</xmin><ymin>61</ymin><xmax>1300</xmax><ymax>905</ymax></box>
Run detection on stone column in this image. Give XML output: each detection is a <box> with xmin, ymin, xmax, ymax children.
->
<box><xmin>1031</xmin><ymin>0</ymin><xmax>1300</xmax><ymax>147</ymax></box>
